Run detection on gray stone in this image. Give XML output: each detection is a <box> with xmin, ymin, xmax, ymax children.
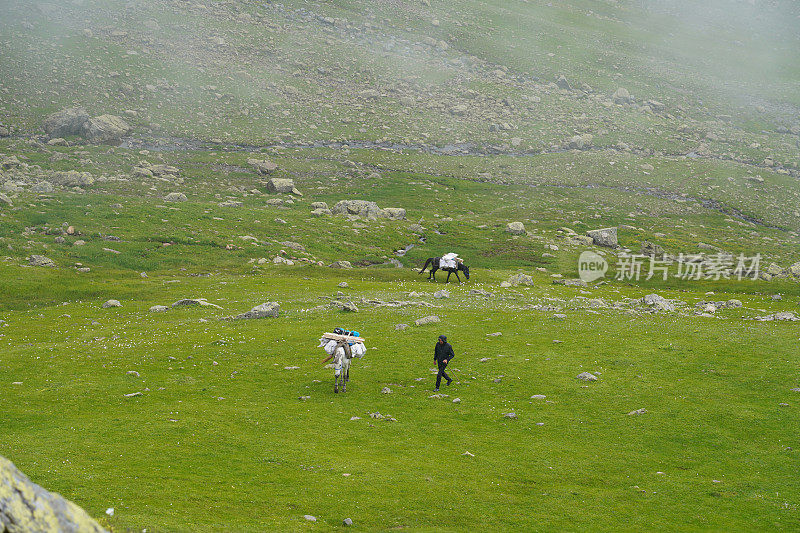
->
<box><xmin>612</xmin><ymin>87</ymin><xmax>633</xmax><ymax>104</ymax></box>
<box><xmin>505</xmin><ymin>273</ymin><xmax>534</xmax><ymax>286</ymax></box>
<box><xmin>628</xmin><ymin>408</ymin><xmax>647</xmax><ymax>416</ymax></box>
<box><xmin>506</xmin><ymin>221</ymin><xmax>526</xmax><ymax>235</ymax></box>
<box><xmin>415</xmin><ymin>315</ymin><xmax>440</xmax><ymax>326</ymax></box>
<box><xmin>266</xmin><ymin>178</ymin><xmax>298</xmax><ymax>194</ymax></box>
<box><xmin>332</xmin><ymin>200</ymin><xmax>383</xmax><ymax>219</ymax></box>
<box><xmin>232</xmin><ymin>302</ymin><xmax>280</xmax><ymax>319</ymax></box>
<box><xmin>31</xmin><ymin>181</ymin><xmax>54</xmax><ymax>193</ymax></box>
<box><xmin>0</xmin><ymin>455</ymin><xmax>107</xmax><ymax>533</ymax></box>
<box><xmin>434</xmin><ymin>289</ymin><xmax>450</xmax><ymax>299</ymax></box>
<box><xmin>247</xmin><ymin>158</ymin><xmax>278</xmax><ymax>175</ymax></box>
<box><xmin>381</xmin><ymin>387</ymin><xmax>392</xmax><ymax>394</ymax></box>
<box><xmin>101</xmin><ymin>299</ymin><xmax>122</xmax><ymax>308</ymax></box>
<box><xmin>530</xmin><ymin>394</ymin><xmax>546</xmax><ymax>399</ymax></box>
<box><xmin>0</xmin><ymin>193</ymin><xmax>12</xmax><ymax>206</ymax></box>
<box><xmin>640</xmin><ymin>240</ymin><xmax>665</xmax><ymax>259</ymax></box>
<box><xmin>555</xmin><ymin>75</ymin><xmax>571</xmax><ymax>90</ymax></box>
<box><xmin>28</xmin><ymin>255</ymin><xmax>55</xmax><ymax>267</ymax></box>
<box><xmin>311</xmin><ymin>202</ymin><xmax>329</xmax><ymax>210</ymax></box>
<box><xmin>172</xmin><ymin>298</ymin><xmax>222</xmax><ymax>309</ymax></box>
<box><xmin>84</xmin><ymin>114</ymin><xmax>131</xmax><ymax>143</ymax></box>
<box><xmin>164</xmin><ymin>192</ymin><xmax>187</xmax><ymax>202</ymax></box>
<box><xmin>503</xmin><ymin>412</ymin><xmax>518</xmax><ymax>419</ymax></box>
<box><xmin>640</xmin><ymin>294</ymin><xmax>675</xmax><ymax>312</ymax></box>
<box><xmin>576</xmin><ymin>372</ymin><xmax>598</xmax><ymax>382</ymax></box>
<box><xmin>149</xmin><ymin>305</ymin><xmax>169</xmax><ymax>313</ymax></box>
<box><xmin>304</xmin><ymin>515</ymin><xmax>317</xmax><ymax>522</ymax></box>
<box><xmin>586</xmin><ymin>227</ymin><xmax>618</xmax><ymax>248</ymax></box>
<box><xmin>329</xmin><ymin>261</ymin><xmax>352</xmax><ymax>269</ymax></box>
<box><xmin>395</xmin><ymin>323</ymin><xmax>409</xmax><ymax>331</ymax></box>
<box><xmin>343</xmin><ymin>518</ymin><xmax>353</xmax><ymax>527</ymax></box>
<box><xmin>331</xmin><ymin>300</ymin><xmax>359</xmax><ymax>312</ymax></box>
<box><xmin>382</xmin><ymin>207</ymin><xmax>406</xmax><ymax>220</ymax></box>
<box><xmin>42</xmin><ymin>107</ymin><xmax>90</xmax><ymax>138</ymax></box>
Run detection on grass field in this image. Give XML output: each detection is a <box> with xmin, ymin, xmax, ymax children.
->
<box><xmin>2</xmin><ymin>266</ymin><xmax>800</xmax><ymax>531</ymax></box>
<box><xmin>1</xmin><ymin>0</ymin><xmax>800</xmax><ymax>531</ymax></box>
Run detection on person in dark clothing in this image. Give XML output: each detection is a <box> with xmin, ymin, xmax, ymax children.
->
<box><xmin>433</xmin><ymin>334</ymin><xmax>455</xmax><ymax>391</ymax></box>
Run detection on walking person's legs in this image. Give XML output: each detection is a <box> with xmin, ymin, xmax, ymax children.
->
<box><xmin>435</xmin><ymin>362</ymin><xmax>451</xmax><ymax>390</ymax></box>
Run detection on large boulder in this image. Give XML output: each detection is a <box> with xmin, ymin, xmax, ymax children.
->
<box><xmin>586</xmin><ymin>227</ymin><xmax>618</xmax><ymax>248</ymax></box>
<box><xmin>612</xmin><ymin>87</ymin><xmax>633</xmax><ymax>104</ymax></box>
<box><xmin>28</xmin><ymin>255</ymin><xmax>55</xmax><ymax>267</ymax></box>
<box><xmin>42</xmin><ymin>107</ymin><xmax>90</xmax><ymax>138</ymax></box>
<box><xmin>164</xmin><ymin>192</ymin><xmax>187</xmax><ymax>203</ymax></box>
<box><xmin>640</xmin><ymin>240</ymin><xmax>665</xmax><ymax>259</ymax></box>
<box><xmin>382</xmin><ymin>208</ymin><xmax>406</xmax><ymax>220</ymax></box>
<box><xmin>332</xmin><ymin>200</ymin><xmax>384</xmax><ymax>219</ymax></box>
<box><xmin>84</xmin><ymin>115</ymin><xmax>131</xmax><ymax>143</ymax></box>
<box><xmin>0</xmin><ymin>455</ymin><xmax>107</xmax><ymax>533</ymax></box>
<box><xmin>266</xmin><ymin>178</ymin><xmax>300</xmax><ymax>195</ymax></box>
<box><xmin>506</xmin><ymin>222</ymin><xmax>526</xmax><ymax>235</ymax></box>
<box><xmin>788</xmin><ymin>262</ymin><xmax>800</xmax><ymax>278</ymax></box>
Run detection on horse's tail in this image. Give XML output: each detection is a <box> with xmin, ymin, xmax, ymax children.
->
<box><xmin>419</xmin><ymin>257</ymin><xmax>433</xmax><ymax>274</ymax></box>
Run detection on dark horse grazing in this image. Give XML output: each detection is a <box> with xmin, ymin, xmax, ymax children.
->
<box><xmin>419</xmin><ymin>257</ymin><xmax>470</xmax><ymax>283</ymax></box>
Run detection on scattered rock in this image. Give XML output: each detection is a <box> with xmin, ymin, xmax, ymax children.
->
<box><xmin>505</xmin><ymin>273</ymin><xmax>534</xmax><ymax>286</ymax></box>
<box><xmin>28</xmin><ymin>255</ymin><xmax>55</xmax><ymax>267</ymax></box>
<box><xmin>172</xmin><ymin>298</ymin><xmax>222</xmax><ymax>309</ymax></box>
<box><xmin>331</xmin><ymin>300</ymin><xmax>359</xmax><ymax>312</ymax></box>
<box><xmin>415</xmin><ymin>315</ymin><xmax>440</xmax><ymax>326</ymax></box>
<box><xmin>164</xmin><ymin>192</ymin><xmax>188</xmax><ymax>203</ymax></box>
<box><xmin>586</xmin><ymin>227</ymin><xmax>618</xmax><ymax>248</ymax></box>
<box><xmin>555</xmin><ymin>75</ymin><xmax>571</xmax><ymax>90</ymax></box>
<box><xmin>381</xmin><ymin>387</ymin><xmax>392</xmax><ymax>394</ymax></box>
<box><xmin>43</xmin><ymin>107</ymin><xmax>90</xmax><ymax>138</ymax></box>
<box><xmin>304</xmin><ymin>515</ymin><xmax>317</xmax><ymax>522</ymax></box>
<box><xmin>343</xmin><ymin>518</ymin><xmax>353</xmax><ymax>527</ymax></box>
<box><xmin>506</xmin><ymin>221</ymin><xmax>526</xmax><ymax>235</ymax></box>
<box><xmin>530</xmin><ymin>394</ymin><xmax>546</xmax><ymax>399</ymax></box>
<box><xmin>433</xmin><ymin>289</ymin><xmax>450</xmax><ymax>299</ymax></box>
<box><xmin>126</xmin><ymin>371</ymin><xmax>140</xmax><ymax>377</ymax></box>
<box><xmin>628</xmin><ymin>408</ymin><xmax>647</xmax><ymax>416</ymax></box>
<box><xmin>0</xmin><ymin>455</ymin><xmax>107</xmax><ymax>533</ymax></box>
<box><xmin>231</xmin><ymin>302</ymin><xmax>280</xmax><ymax>319</ymax></box>
<box><xmin>266</xmin><ymin>178</ymin><xmax>300</xmax><ymax>195</ymax></box>
<box><xmin>329</xmin><ymin>261</ymin><xmax>352</xmax><ymax>269</ymax></box>
<box><xmin>101</xmin><ymin>299</ymin><xmax>122</xmax><ymax>308</ymax></box>
<box><xmin>247</xmin><ymin>158</ymin><xmax>278</xmax><ymax>175</ymax></box>
<box><xmin>576</xmin><ymin>372</ymin><xmax>598</xmax><ymax>382</ymax></box>
<box><xmin>612</xmin><ymin>87</ymin><xmax>633</xmax><ymax>104</ymax></box>
<box><xmin>84</xmin><ymin>114</ymin><xmax>132</xmax><ymax>143</ymax></box>
<box><xmin>395</xmin><ymin>324</ymin><xmax>409</xmax><ymax>331</ymax></box>
<box><xmin>503</xmin><ymin>412</ymin><xmax>518</xmax><ymax>419</ymax></box>
<box><xmin>149</xmin><ymin>305</ymin><xmax>169</xmax><ymax>313</ymax></box>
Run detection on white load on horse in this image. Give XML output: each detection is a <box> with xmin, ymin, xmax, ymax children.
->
<box><xmin>318</xmin><ymin>328</ymin><xmax>365</xmax><ymax>393</ymax></box>
<box><xmin>440</xmin><ymin>252</ymin><xmax>461</xmax><ymax>270</ymax></box>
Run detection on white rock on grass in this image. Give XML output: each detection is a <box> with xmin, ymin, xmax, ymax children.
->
<box><xmin>433</xmin><ymin>289</ymin><xmax>450</xmax><ymax>299</ymax></box>
<box><xmin>576</xmin><ymin>372</ymin><xmax>598</xmax><ymax>381</ymax></box>
<box><xmin>415</xmin><ymin>315</ymin><xmax>440</xmax><ymax>326</ymax></box>
<box><xmin>530</xmin><ymin>394</ymin><xmax>546</xmax><ymax>399</ymax></box>
<box><xmin>149</xmin><ymin>305</ymin><xmax>169</xmax><ymax>312</ymax></box>
<box><xmin>628</xmin><ymin>408</ymin><xmax>647</xmax><ymax>415</ymax></box>
<box><xmin>303</xmin><ymin>515</ymin><xmax>316</xmax><ymax>522</ymax></box>
<box><xmin>101</xmin><ymin>299</ymin><xmax>122</xmax><ymax>308</ymax></box>
<box><xmin>381</xmin><ymin>387</ymin><xmax>392</xmax><ymax>394</ymax></box>
<box><xmin>164</xmin><ymin>192</ymin><xmax>187</xmax><ymax>202</ymax></box>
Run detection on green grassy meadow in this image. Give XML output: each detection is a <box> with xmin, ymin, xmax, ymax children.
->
<box><xmin>2</xmin><ymin>0</ymin><xmax>800</xmax><ymax>530</ymax></box>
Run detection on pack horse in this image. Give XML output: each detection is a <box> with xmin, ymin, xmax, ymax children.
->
<box><xmin>419</xmin><ymin>253</ymin><xmax>470</xmax><ymax>283</ymax></box>
<box><xmin>319</xmin><ymin>330</ymin><xmax>366</xmax><ymax>393</ymax></box>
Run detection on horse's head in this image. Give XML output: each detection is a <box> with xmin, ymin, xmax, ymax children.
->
<box><xmin>463</xmin><ymin>264</ymin><xmax>470</xmax><ymax>280</ymax></box>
